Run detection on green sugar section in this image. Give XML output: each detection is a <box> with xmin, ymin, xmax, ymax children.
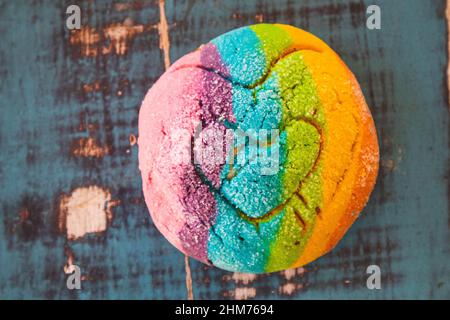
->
<box><xmin>249</xmin><ymin>24</ymin><xmax>293</xmax><ymax>82</ymax></box>
<box><xmin>265</xmin><ymin>51</ymin><xmax>325</xmax><ymax>272</ymax></box>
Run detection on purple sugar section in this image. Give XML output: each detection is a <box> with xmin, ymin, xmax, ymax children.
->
<box><xmin>197</xmin><ymin>43</ymin><xmax>235</xmax><ymax>187</ymax></box>
<box><xmin>199</xmin><ymin>44</ymin><xmax>235</xmax><ymax>127</ymax></box>
<box><xmin>179</xmin><ymin>165</ymin><xmax>217</xmax><ymax>263</ymax></box>
<box><xmin>195</xmin><ymin>71</ymin><xmax>233</xmax><ymax>188</ymax></box>
<box><xmin>178</xmin><ymin>44</ymin><xmax>234</xmax><ymax>263</ymax></box>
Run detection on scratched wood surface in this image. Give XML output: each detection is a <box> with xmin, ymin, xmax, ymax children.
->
<box><xmin>0</xmin><ymin>0</ymin><xmax>449</xmax><ymax>299</ymax></box>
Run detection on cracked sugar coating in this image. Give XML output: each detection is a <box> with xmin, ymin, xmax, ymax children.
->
<box><xmin>138</xmin><ymin>24</ymin><xmax>379</xmax><ymax>273</ymax></box>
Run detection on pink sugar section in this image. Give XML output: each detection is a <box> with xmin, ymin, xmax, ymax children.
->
<box><xmin>138</xmin><ymin>51</ymin><xmax>205</xmax><ymax>252</ymax></box>
<box><xmin>169</xmin><ymin>48</ymin><xmax>204</xmax><ymax>70</ymax></box>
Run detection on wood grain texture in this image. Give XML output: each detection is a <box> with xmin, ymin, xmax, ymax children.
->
<box><xmin>0</xmin><ymin>0</ymin><xmax>449</xmax><ymax>299</ymax></box>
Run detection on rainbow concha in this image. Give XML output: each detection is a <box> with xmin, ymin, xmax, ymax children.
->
<box><xmin>138</xmin><ymin>24</ymin><xmax>379</xmax><ymax>273</ymax></box>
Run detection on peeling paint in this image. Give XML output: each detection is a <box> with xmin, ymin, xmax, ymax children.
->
<box><xmin>69</xmin><ymin>19</ymin><xmax>147</xmax><ymax>56</ymax></box>
<box><xmin>58</xmin><ymin>186</ymin><xmax>119</xmax><ymax>240</ymax></box>
<box><xmin>381</xmin><ymin>147</ymin><xmax>404</xmax><ymax>172</ymax></box>
<box><xmin>69</xmin><ymin>26</ymin><xmax>100</xmax><ymax>57</ymax></box>
<box><xmin>382</xmin><ymin>159</ymin><xmax>396</xmax><ymax>172</ymax></box>
<box><xmin>72</xmin><ymin>137</ymin><xmax>110</xmax><ymax>158</ymax></box>
<box><xmin>225</xmin><ymin>273</ymin><xmax>257</xmax><ymax>285</ymax></box>
<box><xmin>282</xmin><ymin>267</ymin><xmax>306</xmax><ymax>281</ymax></box>
<box><xmin>104</xmin><ymin>18</ymin><xmax>145</xmax><ymax>55</ymax></box>
<box><xmin>184</xmin><ymin>255</ymin><xmax>194</xmax><ymax>300</ymax></box>
<box><xmin>71</xmin><ymin>111</ymin><xmax>109</xmax><ymax>158</ymax></box>
<box><xmin>157</xmin><ymin>0</ymin><xmax>171</xmax><ymax>69</ymax></box>
<box><xmin>129</xmin><ymin>134</ymin><xmax>137</xmax><ymax>146</ymax></box>
<box><xmin>82</xmin><ymin>82</ymin><xmax>101</xmax><ymax>93</ymax></box>
<box><xmin>279</xmin><ymin>282</ymin><xmax>304</xmax><ymax>295</ymax></box>
<box><xmin>278</xmin><ymin>267</ymin><xmax>307</xmax><ymax>295</ymax></box>
<box><xmin>223</xmin><ymin>273</ymin><xmax>257</xmax><ymax>299</ymax></box>
<box><xmin>233</xmin><ymin>287</ymin><xmax>256</xmax><ymax>300</ymax></box>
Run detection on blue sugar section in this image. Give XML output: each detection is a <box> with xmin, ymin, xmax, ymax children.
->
<box><xmin>207</xmin><ymin>194</ymin><xmax>285</xmax><ymax>273</ymax></box>
<box><xmin>221</xmin><ymin>74</ymin><xmax>285</xmax><ymax>218</ymax></box>
<box><xmin>210</xmin><ymin>26</ymin><xmax>266</xmax><ymax>87</ymax></box>
<box><xmin>231</xmin><ymin>85</ymin><xmax>254</xmax><ymax>124</ymax></box>
<box><xmin>240</xmin><ymin>74</ymin><xmax>282</xmax><ymax>131</ymax></box>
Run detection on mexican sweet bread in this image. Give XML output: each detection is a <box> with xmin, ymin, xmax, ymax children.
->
<box><xmin>138</xmin><ymin>24</ymin><xmax>379</xmax><ymax>273</ymax></box>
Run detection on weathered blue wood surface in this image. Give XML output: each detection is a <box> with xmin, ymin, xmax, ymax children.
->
<box><xmin>0</xmin><ymin>0</ymin><xmax>448</xmax><ymax>299</ymax></box>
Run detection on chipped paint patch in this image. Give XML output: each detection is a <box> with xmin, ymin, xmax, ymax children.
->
<box><xmin>382</xmin><ymin>159</ymin><xmax>396</xmax><ymax>172</ymax></box>
<box><xmin>233</xmin><ymin>287</ymin><xmax>256</xmax><ymax>300</ymax></box>
<box><xmin>224</xmin><ymin>273</ymin><xmax>257</xmax><ymax>299</ymax></box>
<box><xmin>184</xmin><ymin>255</ymin><xmax>194</xmax><ymax>300</ymax></box>
<box><xmin>72</xmin><ymin>137</ymin><xmax>110</xmax><ymax>158</ymax></box>
<box><xmin>157</xmin><ymin>0</ymin><xmax>171</xmax><ymax>69</ymax></box>
<box><xmin>58</xmin><ymin>186</ymin><xmax>119</xmax><ymax>240</ymax></box>
<box><xmin>82</xmin><ymin>82</ymin><xmax>101</xmax><ymax>93</ymax></box>
<box><xmin>69</xmin><ymin>19</ymin><xmax>147</xmax><ymax>56</ymax></box>
<box><xmin>382</xmin><ymin>148</ymin><xmax>403</xmax><ymax>173</ymax></box>
<box><xmin>69</xmin><ymin>26</ymin><xmax>100</xmax><ymax>57</ymax></box>
<box><xmin>104</xmin><ymin>18</ymin><xmax>145</xmax><ymax>55</ymax></box>
<box><xmin>278</xmin><ymin>267</ymin><xmax>307</xmax><ymax>296</ymax></box>
<box><xmin>225</xmin><ymin>273</ymin><xmax>257</xmax><ymax>285</ymax></box>
<box><xmin>282</xmin><ymin>267</ymin><xmax>306</xmax><ymax>281</ymax></box>
<box><xmin>279</xmin><ymin>283</ymin><xmax>304</xmax><ymax>295</ymax></box>
<box><xmin>129</xmin><ymin>134</ymin><xmax>137</xmax><ymax>146</ymax></box>
<box><xmin>71</xmin><ymin>112</ymin><xmax>109</xmax><ymax>158</ymax></box>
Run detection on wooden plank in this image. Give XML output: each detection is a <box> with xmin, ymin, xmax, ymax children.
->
<box><xmin>0</xmin><ymin>0</ymin><xmax>448</xmax><ymax>299</ymax></box>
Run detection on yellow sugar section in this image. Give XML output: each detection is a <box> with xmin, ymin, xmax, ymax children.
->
<box><xmin>276</xmin><ymin>24</ymin><xmax>379</xmax><ymax>267</ymax></box>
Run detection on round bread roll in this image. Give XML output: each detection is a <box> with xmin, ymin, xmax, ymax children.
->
<box><xmin>138</xmin><ymin>24</ymin><xmax>379</xmax><ymax>273</ymax></box>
